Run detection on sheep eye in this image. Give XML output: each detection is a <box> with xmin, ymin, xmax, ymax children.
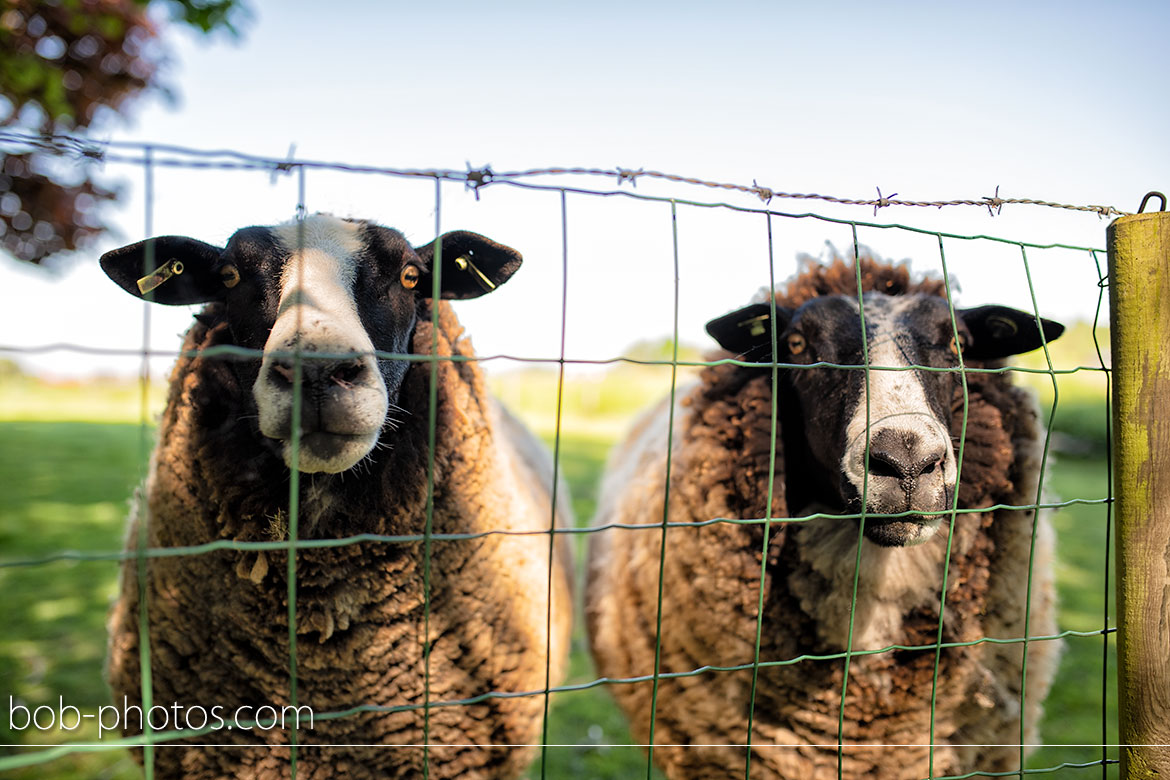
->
<box><xmin>948</xmin><ymin>335</ymin><xmax>966</xmax><ymax>357</ymax></box>
<box><xmin>400</xmin><ymin>264</ymin><xmax>420</xmax><ymax>290</ymax></box>
<box><xmin>219</xmin><ymin>264</ymin><xmax>240</xmax><ymax>289</ymax></box>
<box><xmin>787</xmin><ymin>333</ymin><xmax>807</xmax><ymax>356</ymax></box>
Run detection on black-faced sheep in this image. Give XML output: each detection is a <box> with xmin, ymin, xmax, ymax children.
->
<box><xmin>101</xmin><ymin>214</ymin><xmax>573</xmax><ymax>779</ymax></box>
<box><xmin>586</xmin><ymin>256</ymin><xmax>1063</xmax><ymax>779</ymax></box>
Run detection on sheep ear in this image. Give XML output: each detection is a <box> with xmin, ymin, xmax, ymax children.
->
<box><xmin>100</xmin><ymin>236</ymin><xmax>228</xmax><ymax>305</ymax></box>
<box><xmin>705</xmin><ymin>302</ymin><xmax>793</xmax><ymax>361</ymax></box>
<box><xmin>413</xmin><ymin>231</ymin><xmax>523</xmax><ymax>300</ymax></box>
<box><xmin>958</xmin><ymin>305</ymin><xmax>1065</xmax><ymax>359</ymax></box>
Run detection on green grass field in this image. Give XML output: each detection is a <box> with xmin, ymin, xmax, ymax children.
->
<box><xmin>0</xmin><ymin>354</ymin><xmax>1118</xmax><ymax>779</ymax></box>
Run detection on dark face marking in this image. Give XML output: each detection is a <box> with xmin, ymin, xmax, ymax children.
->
<box><xmin>100</xmin><ymin>215</ymin><xmax>524</xmax><ymax>475</ymax></box>
<box><xmin>250</xmin><ymin>217</ymin><xmax>415</xmax><ymax>473</ymax></box>
<box><xmin>778</xmin><ymin>293</ymin><xmax>966</xmax><ymax>546</ymax></box>
<box><xmin>706</xmin><ymin>286</ymin><xmax>1063</xmax><ymax>548</ymax></box>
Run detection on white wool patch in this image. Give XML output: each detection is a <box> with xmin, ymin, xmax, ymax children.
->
<box><xmin>273</xmin><ymin>215</ymin><xmax>364</xmax><ymax>319</ymax></box>
<box><xmin>791</xmin><ymin>511</ymin><xmax>948</xmax><ymax>650</ymax></box>
<box><xmin>255</xmin><ymin>215</ymin><xmax>388</xmax><ymax>474</ymax></box>
<box><xmin>265</xmin><ymin>215</ymin><xmax>371</xmax><ymax>358</ymax></box>
<box><xmin>841</xmin><ymin>296</ymin><xmax>957</xmax><ymax>509</ymax></box>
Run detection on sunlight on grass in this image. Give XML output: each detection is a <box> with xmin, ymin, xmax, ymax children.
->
<box><xmin>0</xmin><ymin>371</ymin><xmax>167</xmax><ymax>424</ymax></box>
<box><xmin>488</xmin><ymin>362</ymin><xmax>699</xmax><ymax>443</ymax></box>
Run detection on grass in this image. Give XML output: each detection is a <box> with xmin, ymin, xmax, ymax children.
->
<box><xmin>0</xmin><ymin>421</ymin><xmax>146</xmax><ymax>779</ymax></box>
<box><xmin>0</xmin><ymin>353</ymin><xmax>1118</xmax><ymax>779</ymax></box>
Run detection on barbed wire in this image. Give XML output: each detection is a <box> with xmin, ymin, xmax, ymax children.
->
<box><xmin>0</xmin><ymin>131</ymin><xmax>1133</xmax><ymax>218</ymax></box>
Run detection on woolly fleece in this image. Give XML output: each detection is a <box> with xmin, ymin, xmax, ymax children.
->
<box><xmin>107</xmin><ymin>300</ymin><xmax>573</xmax><ymax>779</ymax></box>
<box><xmin>586</xmin><ymin>258</ymin><xmax>1059</xmax><ymax>780</ymax></box>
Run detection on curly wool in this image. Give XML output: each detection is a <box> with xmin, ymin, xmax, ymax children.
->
<box><xmin>107</xmin><ymin>300</ymin><xmax>573</xmax><ymax>780</ymax></box>
<box><xmin>586</xmin><ymin>256</ymin><xmax>1058</xmax><ymax>779</ymax></box>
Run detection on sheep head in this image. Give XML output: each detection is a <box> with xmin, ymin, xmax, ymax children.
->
<box><xmin>707</xmin><ymin>292</ymin><xmax>1063</xmax><ymax>547</ymax></box>
<box><xmin>100</xmin><ymin>214</ymin><xmax>521</xmax><ymax>474</ymax></box>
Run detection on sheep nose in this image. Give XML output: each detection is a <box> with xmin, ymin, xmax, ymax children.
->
<box><xmin>866</xmin><ymin>428</ymin><xmax>947</xmax><ymax>493</ymax></box>
<box><xmin>267</xmin><ymin>357</ymin><xmax>371</xmax><ymax>391</ymax></box>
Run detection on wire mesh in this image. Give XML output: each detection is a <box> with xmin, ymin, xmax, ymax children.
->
<box><xmin>0</xmin><ymin>137</ymin><xmax>1120</xmax><ymax>779</ymax></box>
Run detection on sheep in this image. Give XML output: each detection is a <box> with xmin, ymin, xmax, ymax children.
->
<box><xmin>586</xmin><ymin>255</ymin><xmax>1063</xmax><ymax>779</ymax></box>
<box><xmin>100</xmin><ymin>214</ymin><xmax>573</xmax><ymax>780</ymax></box>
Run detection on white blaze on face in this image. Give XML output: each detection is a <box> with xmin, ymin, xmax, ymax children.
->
<box><xmin>841</xmin><ymin>296</ymin><xmax>957</xmax><ymax>540</ymax></box>
<box><xmin>269</xmin><ymin>216</ymin><xmax>366</xmax><ymax>351</ymax></box>
<box><xmin>254</xmin><ymin>215</ymin><xmax>390</xmax><ymax>474</ymax></box>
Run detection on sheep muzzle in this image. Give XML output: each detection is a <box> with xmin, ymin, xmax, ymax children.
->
<box><xmin>254</xmin><ymin>349</ymin><xmax>389</xmax><ymax>474</ymax></box>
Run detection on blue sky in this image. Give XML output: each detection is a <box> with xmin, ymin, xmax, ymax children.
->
<box><xmin>2</xmin><ymin>0</ymin><xmax>1167</xmax><ymax>377</ymax></box>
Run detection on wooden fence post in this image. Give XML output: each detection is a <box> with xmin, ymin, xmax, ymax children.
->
<box><xmin>1108</xmin><ymin>199</ymin><xmax>1170</xmax><ymax>779</ymax></box>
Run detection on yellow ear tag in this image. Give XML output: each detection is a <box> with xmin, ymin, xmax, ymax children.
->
<box><xmin>136</xmin><ymin>258</ymin><xmax>184</xmax><ymax>295</ymax></box>
<box><xmin>454</xmin><ymin>255</ymin><xmax>496</xmax><ymax>293</ymax></box>
<box><xmin>737</xmin><ymin>313</ymin><xmax>769</xmax><ymax>337</ymax></box>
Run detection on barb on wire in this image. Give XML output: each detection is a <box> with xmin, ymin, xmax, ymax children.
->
<box><xmin>0</xmin><ymin>131</ymin><xmax>106</xmax><ymax>163</ymax></box>
<box><xmin>78</xmin><ymin>142</ymin><xmax>105</xmax><ymax>161</ymax></box>
<box><xmin>873</xmin><ymin>186</ymin><xmax>898</xmax><ymax>217</ymax></box>
<box><xmin>751</xmin><ymin>179</ymin><xmax>774</xmax><ymax>203</ymax></box>
<box><xmin>616</xmin><ymin>167</ymin><xmax>643</xmax><ymax>187</ymax></box>
<box><xmin>984</xmin><ymin>185</ymin><xmax>1005</xmax><ymax>217</ymax></box>
<box><xmin>0</xmin><ymin>130</ymin><xmax>1134</xmax><ymax>217</ymax></box>
<box><xmin>465</xmin><ymin>164</ymin><xmax>494</xmax><ymax>200</ymax></box>
<box><xmin>272</xmin><ymin>143</ymin><xmax>297</xmax><ymax>179</ymax></box>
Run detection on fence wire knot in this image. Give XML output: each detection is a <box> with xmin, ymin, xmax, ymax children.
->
<box><xmin>465</xmin><ymin>165</ymin><xmax>494</xmax><ymax>200</ymax></box>
<box><xmin>752</xmin><ymin>180</ymin><xmax>774</xmax><ymax>203</ymax></box>
<box><xmin>983</xmin><ymin>186</ymin><xmax>1005</xmax><ymax>217</ymax></box>
<box><xmin>873</xmin><ymin>186</ymin><xmax>897</xmax><ymax>216</ymax></box>
<box><xmin>616</xmin><ymin>167</ymin><xmax>643</xmax><ymax>187</ymax></box>
<box><xmin>270</xmin><ymin>144</ymin><xmax>298</xmax><ymax>185</ymax></box>
<box><xmin>79</xmin><ymin>143</ymin><xmax>104</xmax><ymax>161</ymax></box>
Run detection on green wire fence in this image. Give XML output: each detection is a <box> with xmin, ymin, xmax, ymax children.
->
<box><xmin>0</xmin><ymin>134</ymin><xmax>1157</xmax><ymax>779</ymax></box>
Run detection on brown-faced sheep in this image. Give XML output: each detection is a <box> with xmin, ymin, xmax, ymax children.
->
<box><xmin>101</xmin><ymin>214</ymin><xmax>573</xmax><ymax>779</ymax></box>
<box><xmin>586</xmin><ymin>256</ymin><xmax>1063</xmax><ymax>780</ymax></box>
